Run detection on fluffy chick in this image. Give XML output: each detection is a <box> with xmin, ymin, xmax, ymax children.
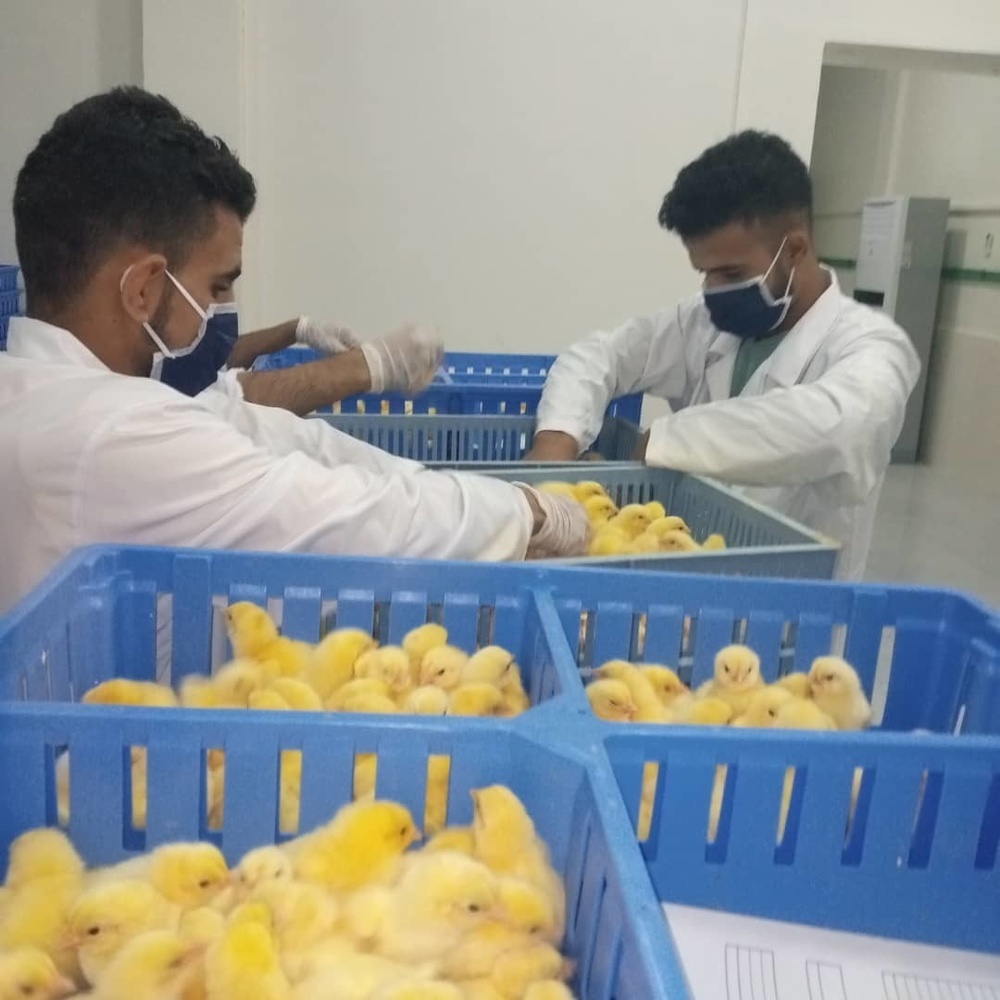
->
<box><xmin>344</xmin><ymin>851</ymin><xmax>500</xmax><ymax>964</ymax></box>
<box><xmin>608</xmin><ymin>505</ymin><xmax>654</xmax><ymax>539</ymax></box>
<box><xmin>401</xmin><ymin>686</ymin><xmax>450</xmax><ymax>716</ymax></box>
<box><xmin>355</xmin><ymin>647</ymin><xmax>414</xmax><ymax>698</ymax></box>
<box><xmin>179</xmin><ymin>660</ymin><xmax>264</xmax><ymax>709</ymax></box>
<box><xmin>644</xmin><ymin>501</ymin><xmax>667</xmax><ymax>520</ymax></box>
<box><xmin>461</xmin><ymin>647</ymin><xmax>516</xmax><ymax>687</ymax></box>
<box><xmin>570</xmin><ymin>481</ymin><xmax>608</xmax><ymax>503</ymax></box>
<box><xmin>774</xmin><ymin>672</ymin><xmax>812</xmax><ymax>700</ymax></box>
<box><xmin>286</xmin><ymin>800</ymin><xmax>420</xmax><ymax>895</ymax></box>
<box><xmin>731</xmin><ymin>686</ymin><xmax>794</xmax><ymax>728</ymax></box>
<box><xmin>483</xmin><ymin>943</ymin><xmax>570</xmax><ymax>999</ymax></box>
<box><xmin>419</xmin><ymin>646</ymin><xmax>469</xmax><ymax>690</ymax></box>
<box><xmin>233</xmin><ymin>846</ymin><xmax>294</xmax><ymax>897</ymax></box>
<box><xmin>248</xmin><ymin>879</ymin><xmax>340</xmax><ymax>969</ymax></box>
<box><xmin>0</xmin><ymin>948</ymin><xmax>74</xmax><ymax>1000</ymax></box>
<box><xmin>422</xmin><ymin>826</ymin><xmax>475</xmax><ymax>857</ymax></box>
<box><xmin>82</xmin><ymin>679</ymin><xmax>177</xmax><ymax>709</ymax></box>
<box><xmin>668</xmin><ymin>696</ymin><xmax>733</xmax><ymax>726</ymax></box>
<box><xmin>95</xmin><ymin>930</ymin><xmax>204</xmax><ymax>1000</ymax></box>
<box><xmin>225</xmin><ymin>602</ymin><xmax>311</xmax><ymax>679</ymax></box>
<box><xmin>303</xmin><ymin>628</ymin><xmax>378</xmax><ymax>701</ymax></box>
<box><xmin>639</xmin><ymin>665</ymin><xmax>690</xmax><ymax>708</ymax></box>
<box><xmin>645</xmin><ymin>515</ymin><xmax>691</xmax><ymax>538</ymax></box>
<box><xmin>204</xmin><ymin>918</ymin><xmax>290</xmax><ymax>1000</ymax></box>
<box><xmin>448</xmin><ymin>683</ymin><xmax>504</xmax><ymax>718</ymax></box>
<box><xmin>697</xmin><ymin>645</ymin><xmax>764</xmax><ymax>715</ymax></box>
<box><xmin>65</xmin><ymin>879</ymin><xmax>179</xmax><ymax>986</ymax></box>
<box><xmin>808</xmin><ymin>656</ymin><xmax>872</xmax><ymax>730</ymax></box>
<box><xmin>523</xmin><ymin>981</ymin><xmax>576</xmax><ymax>1000</ymax></box>
<box><xmin>594</xmin><ymin>661</ymin><xmax>669</xmax><ymax>722</ymax></box>
<box><xmin>585</xmin><ymin>679</ymin><xmax>637</xmax><ymax>722</ymax></box>
<box><xmin>248</xmin><ymin>689</ymin><xmax>292</xmax><ymax>712</ymax></box>
<box><xmin>655</xmin><ymin>530</ymin><xmax>701</xmax><ymax>554</ymax></box>
<box><xmin>325</xmin><ymin>677</ymin><xmax>391</xmax><ymax>711</ymax></box>
<box><xmin>266</xmin><ymin>678</ymin><xmax>323</xmax><ymax>712</ymax></box>
<box><xmin>588</xmin><ymin>526</ymin><xmax>634</xmax><ymax>557</ymax></box>
<box><xmin>772</xmin><ymin>698</ymin><xmax>838</xmax><ymax>731</ymax></box>
<box><xmin>702</xmin><ymin>533</ymin><xmax>727</xmax><ymax>550</ymax></box>
<box><xmin>582</xmin><ymin>495</ymin><xmax>618</xmax><ymax>525</ymax></box>
<box><xmin>402</xmin><ymin>624</ymin><xmax>449</xmax><ymax>677</ymax></box>
<box><xmin>370</xmin><ymin>982</ymin><xmax>464</xmax><ymax>1000</ymax></box>
<box><xmin>292</xmin><ymin>952</ymin><xmax>433</xmax><ymax>1000</ymax></box>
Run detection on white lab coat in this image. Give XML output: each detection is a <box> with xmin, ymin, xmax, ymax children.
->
<box><xmin>535</xmin><ymin>271</ymin><xmax>920</xmax><ymax>579</ymax></box>
<box><xmin>0</xmin><ymin>318</ymin><xmax>534</xmax><ymax>613</ymax></box>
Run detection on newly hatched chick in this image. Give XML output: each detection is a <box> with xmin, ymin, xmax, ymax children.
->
<box><xmin>523</xmin><ymin>981</ymin><xmax>576</xmax><ymax>1000</ymax></box>
<box><xmin>422</xmin><ymin>826</ymin><xmax>475</xmax><ymax>856</ymax></box>
<box><xmin>582</xmin><ymin>495</ymin><xmax>618</xmax><ymax>525</ymax></box>
<box><xmin>588</xmin><ymin>526</ymin><xmax>634</xmax><ymax>557</ymax></box>
<box><xmin>774</xmin><ymin>672</ymin><xmax>812</xmax><ymax>700</ymax></box>
<box><xmin>248</xmin><ymin>879</ymin><xmax>340</xmax><ymax>972</ymax></box>
<box><xmin>702</xmin><ymin>533</ymin><xmax>727</xmax><ymax>550</ymax></box>
<box><xmin>471</xmin><ymin>786</ymin><xmax>565</xmax><ymax>940</ymax></box>
<box><xmin>461</xmin><ymin>646</ymin><xmax>515</xmax><ymax>686</ymax></box>
<box><xmin>402</xmin><ymin>623</ymin><xmax>449</xmax><ymax>677</ymax></box>
<box><xmin>303</xmin><ymin>627</ymin><xmax>378</xmax><ymax>701</ymax></box>
<box><xmin>370</xmin><ymin>981</ymin><xmax>464</xmax><ymax>1000</ymax></box>
<box><xmin>668</xmin><ymin>696</ymin><xmax>733</xmax><ymax>726</ymax></box>
<box><xmin>178</xmin><ymin>907</ymin><xmax>226</xmax><ymax>949</ymax></box>
<box><xmin>233</xmin><ymin>846</ymin><xmax>294</xmax><ymax>897</ymax></box>
<box><xmin>344</xmin><ymin>850</ymin><xmax>500</xmax><ymax>964</ymax></box>
<box><xmin>179</xmin><ymin>660</ymin><xmax>264</xmax><ymax>709</ymax></box>
<box><xmin>570</xmin><ymin>481</ymin><xmax>608</xmax><ymax>503</ymax></box>
<box><xmin>639</xmin><ymin>664</ymin><xmax>690</xmax><ymax>709</ymax></box>
<box><xmin>95</xmin><ymin>930</ymin><xmax>204</xmax><ymax>1000</ymax></box>
<box><xmin>731</xmin><ymin>686</ymin><xmax>794</xmax><ymax>728</ymax></box>
<box><xmin>204</xmin><ymin>917</ymin><xmax>290</xmax><ymax>1000</ymax></box>
<box><xmin>286</xmin><ymin>800</ymin><xmax>420</xmax><ymax>894</ymax></box>
<box><xmin>645</xmin><ymin>515</ymin><xmax>691</xmax><ymax>538</ymax></box>
<box><xmin>595</xmin><ymin>661</ymin><xmax>669</xmax><ymax>722</ymax></box>
<box><xmin>644</xmin><ymin>501</ymin><xmax>667</xmax><ymax>520</ymax></box>
<box><xmin>656</xmin><ymin>530</ymin><xmax>701</xmax><ymax>554</ymax></box>
<box><xmin>808</xmin><ymin>656</ymin><xmax>872</xmax><ymax>730</ymax></box>
<box><xmin>401</xmin><ymin>686</ymin><xmax>450</xmax><ymax>716</ymax></box>
<box><xmin>225</xmin><ymin>602</ymin><xmax>311</xmax><ymax>679</ymax></box>
<box><xmin>340</xmin><ymin>692</ymin><xmax>400</xmax><ymax>715</ymax></box>
<box><xmin>356</xmin><ymin>647</ymin><xmax>414</xmax><ymax>698</ymax></box>
<box><xmin>248</xmin><ymin>689</ymin><xmax>292</xmax><ymax>712</ymax></box>
<box><xmin>65</xmin><ymin>879</ymin><xmax>179</xmax><ymax>986</ymax></box>
<box><xmin>586</xmin><ymin>679</ymin><xmax>637</xmax><ymax>722</ymax></box>
<box><xmin>82</xmin><ymin>678</ymin><xmax>178</xmax><ymax>709</ymax></box>
<box><xmin>0</xmin><ymin>829</ymin><xmax>85</xmax><ymax>977</ymax></box>
<box><xmin>772</xmin><ymin>698</ymin><xmax>838</xmax><ymax>731</ymax></box>
<box><xmin>0</xmin><ymin>948</ymin><xmax>74</xmax><ymax>1000</ymax></box>
<box><xmin>608</xmin><ymin>505</ymin><xmax>654</xmax><ymax>540</ymax></box>
<box><xmin>420</xmin><ymin>646</ymin><xmax>469</xmax><ymax>690</ymax></box>
<box><xmin>697</xmin><ymin>645</ymin><xmax>764</xmax><ymax>716</ymax></box>
<box><xmin>292</xmin><ymin>952</ymin><xmax>434</xmax><ymax>1000</ymax></box>
<box><xmin>267</xmin><ymin>677</ymin><xmax>323</xmax><ymax>712</ymax></box>
<box><xmin>448</xmin><ymin>683</ymin><xmax>504</xmax><ymax>718</ymax></box>
<box><xmin>325</xmin><ymin>677</ymin><xmax>391</xmax><ymax>710</ymax></box>
<box><xmin>484</xmin><ymin>943</ymin><xmax>569</xmax><ymax>999</ymax></box>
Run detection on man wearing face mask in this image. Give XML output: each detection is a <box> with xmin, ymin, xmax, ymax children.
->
<box><xmin>525</xmin><ymin>131</ymin><xmax>920</xmax><ymax>579</ymax></box>
<box><xmin>0</xmin><ymin>87</ymin><xmax>589</xmax><ymax>612</ymax></box>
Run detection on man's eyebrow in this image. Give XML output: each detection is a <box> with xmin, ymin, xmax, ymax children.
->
<box><xmin>217</xmin><ymin>266</ymin><xmax>242</xmax><ymax>283</ymax></box>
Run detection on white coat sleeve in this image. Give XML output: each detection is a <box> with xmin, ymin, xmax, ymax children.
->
<box><xmin>645</xmin><ymin>328</ymin><xmax>920</xmax><ymax>505</ymax></box>
<box><xmin>78</xmin><ymin>398</ymin><xmax>533</xmax><ymax>561</ymax></box>
<box><xmin>534</xmin><ymin>303</ymin><xmax>697</xmax><ymax>450</ymax></box>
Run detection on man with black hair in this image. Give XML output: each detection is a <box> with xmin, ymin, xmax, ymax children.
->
<box><xmin>0</xmin><ymin>87</ymin><xmax>587</xmax><ymax>611</ymax></box>
<box><xmin>527</xmin><ymin>130</ymin><xmax>919</xmax><ymax>578</ymax></box>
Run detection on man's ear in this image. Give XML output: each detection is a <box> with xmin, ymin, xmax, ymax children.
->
<box><xmin>784</xmin><ymin>227</ymin><xmax>812</xmax><ymax>268</ymax></box>
<box><xmin>120</xmin><ymin>254</ymin><xmax>169</xmax><ymax>324</ymax></box>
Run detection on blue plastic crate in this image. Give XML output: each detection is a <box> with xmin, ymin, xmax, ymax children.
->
<box><xmin>0</xmin><ymin>289</ymin><xmax>21</xmax><ymax>318</ymax></box>
<box><xmin>317</xmin><ymin>413</ymin><xmax>640</xmax><ymax>462</ymax></box>
<box><xmin>0</xmin><ymin>265</ymin><xmax>18</xmax><ymax>293</ymax></box>
<box><xmin>251</xmin><ymin>346</ymin><xmax>643</xmax><ymax>420</ymax></box>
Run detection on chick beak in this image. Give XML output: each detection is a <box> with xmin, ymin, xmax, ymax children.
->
<box><xmin>51</xmin><ymin>975</ymin><xmax>76</xmax><ymax>999</ymax></box>
<box><xmin>57</xmin><ymin>931</ymin><xmax>83</xmax><ymax>953</ymax></box>
<box><xmin>407</xmin><ymin>824</ymin><xmax>422</xmax><ymax>847</ymax></box>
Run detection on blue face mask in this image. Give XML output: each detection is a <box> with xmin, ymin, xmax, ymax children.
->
<box><xmin>703</xmin><ymin>239</ymin><xmax>795</xmax><ymax>339</ymax></box>
<box><xmin>134</xmin><ymin>270</ymin><xmax>239</xmax><ymax>396</ymax></box>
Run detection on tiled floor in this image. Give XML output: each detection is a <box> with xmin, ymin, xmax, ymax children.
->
<box><xmin>865</xmin><ymin>463</ymin><xmax>1000</xmax><ymax>609</ymax></box>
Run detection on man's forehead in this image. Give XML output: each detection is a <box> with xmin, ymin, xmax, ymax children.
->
<box><xmin>192</xmin><ymin>207</ymin><xmax>243</xmax><ymax>270</ymax></box>
<box><xmin>684</xmin><ymin>221</ymin><xmax>768</xmax><ymax>267</ymax></box>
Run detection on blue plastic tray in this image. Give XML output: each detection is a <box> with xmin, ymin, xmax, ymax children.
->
<box><xmin>0</xmin><ymin>265</ymin><xmax>17</xmax><ymax>293</ymax></box>
<box><xmin>0</xmin><ymin>290</ymin><xmax>21</xmax><ymax>318</ymax></box>
<box><xmin>317</xmin><ymin>413</ymin><xmax>640</xmax><ymax>462</ymax></box>
<box><xmin>252</xmin><ymin>346</ymin><xmax>643</xmax><ymax>420</ymax></box>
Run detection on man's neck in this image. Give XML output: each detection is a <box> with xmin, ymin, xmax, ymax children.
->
<box><xmin>39</xmin><ymin>303</ymin><xmax>151</xmax><ymax>376</ymax></box>
<box><xmin>778</xmin><ymin>263</ymin><xmax>832</xmax><ymax>333</ymax></box>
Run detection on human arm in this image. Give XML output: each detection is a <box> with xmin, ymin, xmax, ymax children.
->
<box><xmin>226</xmin><ymin>319</ymin><xmax>301</xmax><ymax>370</ymax></box>
<box><xmin>641</xmin><ymin>329</ymin><xmax>919</xmax><ymax>504</ymax></box>
<box><xmin>525</xmin><ymin>304</ymin><xmax>695</xmax><ymax>459</ymax></box>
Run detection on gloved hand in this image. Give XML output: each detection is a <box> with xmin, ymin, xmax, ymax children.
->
<box><xmin>360</xmin><ymin>324</ymin><xmax>444</xmax><ymax>395</ymax></box>
<box><xmin>516</xmin><ymin>484</ymin><xmax>592</xmax><ymax>559</ymax></box>
<box><xmin>295</xmin><ymin>316</ymin><xmax>362</xmax><ymax>354</ymax></box>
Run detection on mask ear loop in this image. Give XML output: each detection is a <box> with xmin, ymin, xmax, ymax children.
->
<box><xmin>120</xmin><ymin>264</ymin><xmax>177</xmax><ymax>360</ymax></box>
<box><xmin>762</xmin><ymin>236</ymin><xmax>795</xmax><ymax>305</ymax></box>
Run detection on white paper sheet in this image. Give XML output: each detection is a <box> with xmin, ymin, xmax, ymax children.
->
<box><xmin>663</xmin><ymin>903</ymin><xmax>1000</xmax><ymax>1000</ymax></box>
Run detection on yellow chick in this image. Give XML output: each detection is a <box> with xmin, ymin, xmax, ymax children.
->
<box><xmin>639</xmin><ymin>664</ymin><xmax>690</xmax><ymax>708</ymax></box>
<box><xmin>594</xmin><ymin>661</ymin><xmax>669</xmax><ymax>722</ymax></box>
<box><xmin>471</xmin><ymin>787</ymin><xmax>565</xmax><ymax>940</ymax></box>
<box><xmin>588</xmin><ymin>526</ymin><xmax>634</xmax><ymax>557</ymax></box>
<box><xmin>303</xmin><ymin>627</ymin><xmax>378</xmax><ymax>701</ymax></box>
<box><xmin>0</xmin><ymin>829</ymin><xmax>85</xmax><ymax>978</ymax></box>
<box><xmin>536</xmin><ymin>482</ymin><xmax>577</xmax><ymax>500</ymax></box>
<box><xmin>266</xmin><ymin>677</ymin><xmax>323</xmax><ymax>712</ymax></box>
<box><xmin>419</xmin><ymin>646</ymin><xmax>469</xmax><ymax>690</ymax></box>
<box><xmin>646</xmin><ymin>515</ymin><xmax>691</xmax><ymax>538</ymax></box>
<box><xmin>402</xmin><ymin>623</ymin><xmax>449</xmax><ymax>677</ymax></box>
<box><xmin>484</xmin><ymin>942</ymin><xmax>569</xmax><ymax>999</ymax></box>
<box><xmin>631</xmin><ymin>532</ymin><xmax>662</xmax><ymax>555</ymax></box>
<box><xmin>248</xmin><ymin>879</ymin><xmax>340</xmax><ymax>966</ymax></box>
<box><xmin>772</xmin><ymin>698</ymin><xmax>838</xmax><ymax>731</ymax></box>
<box><xmin>95</xmin><ymin>930</ymin><xmax>204</xmax><ymax>1000</ymax></box>
<box><xmin>344</xmin><ymin>851</ymin><xmax>500</xmax><ymax>964</ymax></box>
<box><xmin>607</xmin><ymin>505</ymin><xmax>654</xmax><ymax>540</ymax></box>
<box><xmin>570</xmin><ymin>481</ymin><xmax>608</xmax><ymax>503</ymax></box>
<box><xmin>370</xmin><ymin>981</ymin><xmax>464</xmax><ymax>1000</ymax></box>
<box><xmin>179</xmin><ymin>660</ymin><xmax>264</xmax><ymax>709</ymax></box>
<box><xmin>585</xmin><ymin>679</ymin><xmax>637</xmax><ymax>722</ymax></box>
<box><xmin>523</xmin><ymin>982</ymin><xmax>576</xmax><ymax>1000</ymax></box>
<box><xmin>774</xmin><ymin>672</ymin><xmax>812</xmax><ymax>700</ymax></box>
<box><xmin>355</xmin><ymin>647</ymin><xmax>414</xmax><ymax>698</ymax></box>
<box><xmin>82</xmin><ymin>678</ymin><xmax>178</xmax><ymax>709</ymax></box>
<box><xmin>401</xmin><ymin>686</ymin><xmax>450</xmax><ymax>716</ymax></box>
<box><xmin>668</xmin><ymin>696</ymin><xmax>733</xmax><ymax>726</ymax></box>
<box><xmin>325</xmin><ymin>677</ymin><xmax>391</xmax><ymax>710</ymax></box>
<box><xmin>248</xmin><ymin>689</ymin><xmax>292</xmax><ymax>712</ymax></box>
<box><xmin>225</xmin><ymin>602</ymin><xmax>311</xmax><ymax>679</ymax></box>
<box><xmin>448</xmin><ymin>683</ymin><xmax>504</xmax><ymax>718</ymax></box>
<box><xmin>178</xmin><ymin>907</ymin><xmax>226</xmax><ymax>949</ymax></box>
<box><xmin>644</xmin><ymin>501</ymin><xmax>667</xmax><ymax>520</ymax></box>
<box><xmin>461</xmin><ymin>646</ymin><xmax>515</xmax><ymax>686</ymax></box>
<box><xmin>731</xmin><ymin>686</ymin><xmax>794</xmax><ymax>728</ymax></box>
<box><xmin>233</xmin><ymin>846</ymin><xmax>294</xmax><ymax>896</ymax></box>
<box><xmin>65</xmin><ymin>879</ymin><xmax>179</xmax><ymax>986</ymax></box>
<box><xmin>340</xmin><ymin>692</ymin><xmax>400</xmax><ymax>715</ymax></box>
<box><xmin>286</xmin><ymin>800</ymin><xmax>420</xmax><ymax>895</ymax></box>
<box><xmin>292</xmin><ymin>951</ymin><xmax>434</xmax><ymax>1000</ymax></box>
<box><xmin>204</xmin><ymin>918</ymin><xmax>290</xmax><ymax>1000</ymax></box>
<box><xmin>702</xmin><ymin>533</ymin><xmax>727</xmax><ymax>550</ymax></box>
<box><xmin>697</xmin><ymin>645</ymin><xmax>764</xmax><ymax>715</ymax></box>
<box><xmin>808</xmin><ymin>656</ymin><xmax>873</xmax><ymax>730</ymax></box>
<box><xmin>655</xmin><ymin>529</ymin><xmax>701</xmax><ymax>554</ymax></box>
<box><xmin>422</xmin><ymin>826</ymin><xmax>475</xmax><ymax>856</ymax></box>
<box><xmin>0</xmin><ymin>948</ymin><xmax>75</xmax><ymax>1000</ymax></box>
<box><xmin>582</xmin><ymin>495</ymin><xmax>618</xmax><ymax>525</ymax></box>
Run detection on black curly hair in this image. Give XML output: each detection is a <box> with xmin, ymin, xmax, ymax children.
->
<box><xmin>14</xmin><ymin>86</ymin><xmax>257</xmax><ymax>314</ymax></box>
<box><xmin>659</xmin><ymin>130</ymin><xmax>812</xmax><ymax>239</ymax></box>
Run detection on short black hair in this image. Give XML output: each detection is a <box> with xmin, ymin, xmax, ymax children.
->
<box><xmin>14</xmin><ymin>86</ymin><xmax>257</xmax><ymax>313</ymax></box>
<box><xmin>659</xmin><ymin>130</ymin><xmax>812</xmax><ymax>239</ymax></box>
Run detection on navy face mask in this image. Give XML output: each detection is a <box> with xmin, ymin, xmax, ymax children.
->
<box><xmin>125</xmin><ymin>268</ymin><xmax>239</xmax><ymax>396</ymax></box>
<box><xmin>703</xmin><ymin>238</ymin><xmax>795</xmax><ymax>339</ymax></box>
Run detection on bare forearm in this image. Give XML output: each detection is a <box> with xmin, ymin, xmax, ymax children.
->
<box><xmin>522</xmin><ymin>430</ymin><xmax>581</xmax><ymax>462</ymax></box>
<box><xmin>237</xmin><ymin>348</ymin><xmax>372</xmax><ymax>416</ymax></box>
<box><xmin>227</xmin><ymin>320</ymin><xmax>299</xmax><ymax>369</ymax></box>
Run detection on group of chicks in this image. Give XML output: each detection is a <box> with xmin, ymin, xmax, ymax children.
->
<box><xmin>62</xmin><ymin>608</ymin><xmax>529</xmax><ymax>836</ymax></box>
<box><xmin>536</xmin><ymin>480</ymin><xmax>726</xmax><ymax>558</ymax></box>
<box><xmin>0</xmin><ymin>786</ymin><xmax>575</xmax><ymax>1000</ymax></box>
<box><xmin>586</xmin><ymin>645</ymin><xmax>873</xmax><ymax>840</ymax></box>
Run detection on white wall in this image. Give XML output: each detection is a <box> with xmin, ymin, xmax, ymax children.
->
<box><xmin>0</xmin><ymin>0</ymin><xmax>143</xmax><ymax>263</ymax></box>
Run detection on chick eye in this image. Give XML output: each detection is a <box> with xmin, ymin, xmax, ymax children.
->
<box><xmin>825</xmin><ymin>673</ymin><xmax>835</xmax><ymax>682</ymax></box>
<box><xmin>87</xmin><ymin>926</ymin><xmax>101</xmax><ymax>936</ymax></box>
<box><xmin>436</xmin><ymin>668</ymin><xmax>446</xmax><ymax>677</ymax></box>
<box><xmin>197</xmin><ymin>878</ymin><xmax>212</xmax><ymax>889</ymax></box>
<box><xmin>168</xmin><ymin>957</ymin><xmax>184</xmax><ymax>970</ymax></box>
<box><xmin>19</xmin><ymin>985</ymin><xmax>35</xmax><ymax>996</ymax></box>
<box><xmin>466</xmin><ymin>903</ymin><xmax>482</xmax><ymax>913</ymax></box>
<box><xmin>767</xmin><ymin>708</ymin><xmax>777</xmax><ymax>718</ymax></box>
<box><xmin>528</xmin><ymin>924</ymin><xmax>542</xmax><ymax>934</ymax></box>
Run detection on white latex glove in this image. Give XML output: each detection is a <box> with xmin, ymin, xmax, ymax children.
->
<box><xmin>295</xmin><ymin>316</ymin><xmax>362</xmax><ymax>354</ymax></box>
<box><xmin>516</xmin><ymin>484</ymin><xmax>592</xmax><ymax>559</ymax></box>
<box><xmin>360</xmin><ymin>324</ymin><xmax>444</xmax><ymax>394</ymax></box>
